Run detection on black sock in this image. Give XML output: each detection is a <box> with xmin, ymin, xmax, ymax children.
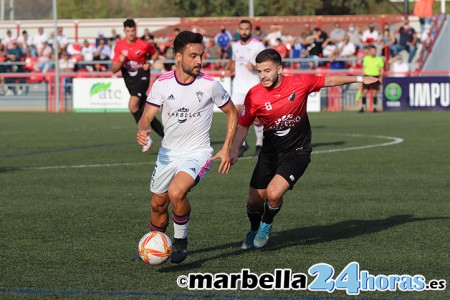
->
<box><xmin>247</xmin><ymin>206</ymin><xmax>263</xmax><ymax>231</ymax></box>
<box><xmin>132</xmin><ymin>108</ymin><xmax>143</xmax><ymax>124</ymax></box>
<box><xmin>261</xmin><ymin>201</ymin><xmax>282</xmax><ymax>224</ymax></box>
<box><xmin>150</xmin><ymin>118</ymin><xmax>165</xmax><ymax>138</ymax></box>
<box><xmin>361</xmin><ymin>96</ymin><xmax>367</xmax><ymax>105</ymax></box>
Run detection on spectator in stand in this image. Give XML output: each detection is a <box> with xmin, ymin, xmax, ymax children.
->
<box><xmin>389</xmin><ymin>54</ymin><xmax>410</xmax><ymax>77</ymax></box>
<box><xmin>33</xmin><ymin>27</ymin><xmax>48</xmax><ymax>54</ymax></box>
<box><xmin>330</xmin><ymin>22</ymin><xmax>346</xmax><ymax>44</ymax></box>
<box><xmin>0</xmin><ymin>41</ymin><xmax>7</xmax><ymax>95</ymax></box>
<box><xmin>17</xmin><ymin>30</ymin><xmax>35</xmax><ymax>58</ymax></box>
<box><xmin>290</xmin><ymin>38</ymin><xmax>305</xmax><ymax>68</ymax></box>
<box><xmin>35</xmin><ymin>40</ymin><xmax>53</xmax><ymax>73</ymax></box>
<box><xmin>347</xmin><ymin>23</ymin><xmax>362</xmax><ymax>50</ymax></box>
<box><xmin>307</xmin><ymin>27</ymin><xmax>329</xmax><ymax>66</ymax></box>
<box><xmin>337</xmin><ymin>34</ymin><xmax>357</xmax><ymax>59</ymax></box>
<box><xmin>252</xmin><ymin>26</ymin><xmax>265</xmax><ymax>42</ymax></box>
<box><xmin>298</xmin><ymin>49</ymin><xmax>315</xmax><ymax>70</ymax></box>
<box><xmin>322</xmin><ymin>41</ymin><xmax>337</xmax><ymax>60</ymax></box>
<box><xmin>5</xmin><ymin>41</ymin><xmax>24</xmax><ymax>95</ymax></box>
<box><xmin>272</xmin><ymin>37</ymin><xmax>288</xmax><ymax>60</ymax></box>
<box><xmin>56</xmin><ymin>26</ymin><xmax>68</xmax><ymax>52</ymax></box>
<box><xmin>359</xmin><ymin>45</ymin><xmax>384</xmax><ymax>113</ymax></box>
<box><xmin>214</xmin><ymin>26</ymin><xmax>233</xmax><ymax>59</ymax></box>
<box><xmin>389</xmin><ymin>17</ymin><xmax>418</xmax><ymax>63</ymax></box>
<box><xmin>95</xmin><ymin>31</ymin><xmax>108</xmax><ymax>47</ymax></box>
<box><xmin>205</xmin><ymin>36</ymin><xmax>222</xmax><ymax>70</ymax></box>
<box><xmin>141</xmin><ymin>28</ymin><xmax>152</xmax><ymax>42</ymax></box>
<box><xmin>380</xmin><ymin>23</ymin><xmax>396</xmax><ymax>58</ymax></box>
<box><xmin>59</xmin><ymin>51</ymin><xmax>75</xmax><ymax>94</ymax></box>
<box><xmin>361</xmin><ymin>23</ymin><xmax>381</xmax><ymax>49</ymax></box>
<box><xmin>94</xmin><ymin>38</ymin><xmax>111</xmax><ymax>71</ymax></box>
<box><xmin>264</xmin><ymin>24</ymin><xmax>283</xmax><ymax>47</ymax></box>
<box><xmin>299</xmin><ymin>23</ymin><xmax>313</xmax><ymax>46</ymax></box>
<box><xmin>3</xmin><ymin>29</ymin><xmax>17</xmax><ymax>50</ymax></box>
<box><xmin>330</xmin><ymin>34</ymin><xmax>357</xmax><ymax>69</ymax></box>
<box><xmin>110</xmin><ymin>28</ymin><xmax>120</xmax><ymax>42</ymax></box>
<box><xmin>81</xmin><ymin>39</ymin><xmax>96</xmax><ymax>71</ymax></box>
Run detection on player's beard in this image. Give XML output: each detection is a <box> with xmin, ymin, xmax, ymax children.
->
<box><xmin>262</xmin><ymin>73</ymin><xmax>281</xmax><ymax>89</ymax></box>
<box><xmin>240</xmin><ymin>34</ymin><xmax>251</xmax><ymax>43</ymax></box>
<box><xmin>182</xmin><ymin>63</ymin><xmax>202</xmax><ymax>77</ymax></box>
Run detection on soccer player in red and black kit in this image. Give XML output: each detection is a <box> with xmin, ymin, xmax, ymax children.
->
<box><xmin>231</xmin><ymin>48</ymin><xmax>380</xmax><ymax>249</ymax></box>
<box><xmin>111</xmin><ymin>19</ymin><xmax>164</xmax><ymax>152</ymax></box>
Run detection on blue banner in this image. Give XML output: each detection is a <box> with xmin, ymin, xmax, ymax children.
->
<box><xmin>383</xmin><ymin>76</ymin><xmax>450</xmax><ymax>111</ymax></box>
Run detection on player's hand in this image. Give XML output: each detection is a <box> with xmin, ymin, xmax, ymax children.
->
<box><xmin>136</xmin><ymin>129</ymin><xmax>151</xmax><ymax>145</ymax></box>
<box><xmin>143</xmin><ymin>63</ymin><xmax>150</xmax><ymax>71</ymax></box>
<box><xmin>229</xmin><ymin>147</ymin><xmax>239</xmax><ymax>165</ymax></box>
<box><xmin>211</xmin><ymin>148</ymin><xmax>232</xmax><ymax>174</ymax></box>
<box><xmin>362</xmin><ymin>76</ymin><xmax>381</xmax><ymax>85</ymax></box>
<box><xmin>245</xmin><ymin>63</ymin><xmax>255</xmax><ymax>71</ymax></box>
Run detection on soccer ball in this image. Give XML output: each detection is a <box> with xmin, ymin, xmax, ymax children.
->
<box><xmin>138</xmin><ymin>231</ymin><xmax>172</xmax><ymax>265</ymax></box>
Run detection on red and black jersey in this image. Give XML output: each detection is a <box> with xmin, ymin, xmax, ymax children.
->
<box><xmin>239</xmin><ymin>74</ymin><xmax>325</xmax><ymax>156</ymax></box>
<box><xmin>112</xmin><ymin>38</ymin><xmax>156</xmax><ymax>73</ymax></box>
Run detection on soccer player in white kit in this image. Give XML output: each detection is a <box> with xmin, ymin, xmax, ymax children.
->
<box><xmin>224</xmin><ymin>20</ymin><xmax>266</xmax><ymax>157</ymax></box>
<box><xmin>136</xmin><ymin>31</ymin><xmax>239</xmax><ymax>264</ymax></box>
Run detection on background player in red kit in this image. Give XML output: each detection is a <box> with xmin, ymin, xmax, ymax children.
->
<box><xmin>112</xmin><ymin>19</ymin><xmax>164</xmax><ymax>152</ymax></box>
<box><xmin>231</xmin><ymin>48</ymin><xmax>380</xmax><ymax>249</ymax></box>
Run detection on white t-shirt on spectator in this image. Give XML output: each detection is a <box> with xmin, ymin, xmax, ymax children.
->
<box><xmin>33</xmin><ymin>33</ymin><xmax>49</xmax><ymax>52</ymax></box>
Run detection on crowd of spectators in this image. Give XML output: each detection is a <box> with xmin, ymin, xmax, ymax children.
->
<box><xmin>0</xmin><ymin>17</ymin><xmax>425</xmax><ymax>95</ymax></box>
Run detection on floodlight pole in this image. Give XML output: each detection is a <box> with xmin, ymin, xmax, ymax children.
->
<box><xmin>52</xmin><ymin>0</ymin><xmax>60</xmax><ymax>112</ymax></box>
<box><xmin>249</xmin><ymin>0</ymin><xmax>254</xmax><ymax>17</ymax></box>
<box><xmin>404</xmin><ymin>0</ymin><xmax>409</xmax><ymax>14</ymax></box>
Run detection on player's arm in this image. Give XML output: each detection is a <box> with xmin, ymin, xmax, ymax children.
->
<box><xmin>211</xmin><ymin>101</ymin><xmax>239</xmax><ymax>174</ymax></box>
<box><xmin>223</xmin><ymin>59</ymin><xmax>235</xmax><ymax>77</ymax></box>
<box><xmin>136</xmin><ymin>104</ymin><xmax>160</xmax><ymax>146</ymax></box>
<box><xmin>111</xmin><ymin>54</ymin><xmax>124</xmax><ymax>74</ymax></box>
<box><xmin>230</xmin><ymin>125</ymin><xmax>250</xmax><ymax>164</ymax></box>
<box><xmin>324</xmin><ymin>75</ymin><xmax>380</xmax><ymax>87</ymax></box>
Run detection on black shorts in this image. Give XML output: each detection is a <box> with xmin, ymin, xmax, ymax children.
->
<box><xmin>362</xmin><ymin>76</ymin><xmax>380</xmax><ymax>90</ymax></box>
<box><xmin>123</xmin><ymin>69</ymin><xmax>150</xmax><ymax>100</ymax></box>
<box><xmin>250</xmin><ymin>149</ymin><xmax>311</xmax><ymax>190</ymax></box>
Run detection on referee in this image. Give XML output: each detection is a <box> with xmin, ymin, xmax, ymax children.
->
<box><xmin>359</xmin><ymin>45</ymin><xmax>384</xmax><ymax>113</ymax></box>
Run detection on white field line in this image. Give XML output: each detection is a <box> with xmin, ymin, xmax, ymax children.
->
<box><xmin>10</xmin><ymin>134</ymin><xmax>404</xmax><ymax>171</ymax></box>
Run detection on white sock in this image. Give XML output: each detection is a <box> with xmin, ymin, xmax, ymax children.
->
<box><xmin>254</xmin><ymin>124</ymin><xmax>264</xmax><ymax>146</ymax></box>
<box><xmin>173</xmin><ymin>221</ymin><xmax>189</xmax><ymax>239</ymax></box>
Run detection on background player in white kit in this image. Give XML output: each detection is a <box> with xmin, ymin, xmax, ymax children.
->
<box><xmin>224</xmin><ymin>20</ymin><xmax>266</xmax><ymax>157</ymax></box>
<box><xmin>136</xmin><ymin>31</ymin><xmax>238</xmax><ymax>264</ymax></box>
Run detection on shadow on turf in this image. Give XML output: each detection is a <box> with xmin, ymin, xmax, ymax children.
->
<box><xmin>158</xmin><ymin>214</ymin><xmax>449</xmax><ymax>272</ymax></box>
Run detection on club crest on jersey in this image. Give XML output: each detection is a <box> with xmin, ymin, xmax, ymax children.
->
<box><xmin>196</xmin><ymin>91</ymin><xmax>204</xmax><ymax>102</ymax></box>
<box><xmin>288</xmin><ymin>91</ymin><xmax>296</xmax><ymax>101</ymax></box>
<box><xmin>136</xmin><ymin>50</ymin><xmax>141</xmax><ymax>56</ymax></box>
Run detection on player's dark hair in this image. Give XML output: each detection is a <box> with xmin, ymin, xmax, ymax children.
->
<box><xmin>255</xmin><ymin>48</ymin><xmax>282</xmax><ymax>66</ymax></box>
<box><xmin>123</xmin><ymin>19</ymin><xmax>136</xmax><ymax>28</ymax></box>
<box><xmin>239</xmin><ymin>19</ymin><xmax>252</xmax><ymax>29</ymax></box>
<box><xmin>174</xmin><ymin>31</ymin><xmax>203</xmax><ymax>54</ymax></box>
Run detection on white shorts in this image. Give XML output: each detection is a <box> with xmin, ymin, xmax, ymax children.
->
<box><xmin>150</xmin><ymin>151</ymin><xmax>212</xmax><ymax>194</ymax></box>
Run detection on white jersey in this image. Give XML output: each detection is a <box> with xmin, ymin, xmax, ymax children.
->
<box><xmin>147</xmin><ymin>71</ymin><xmax>230</xmax><ymax>159</ymax></box>
<box><xmin>231</xmin><ymin>38</ymin><xmax>265</xmax><ymax>104</ymax></box>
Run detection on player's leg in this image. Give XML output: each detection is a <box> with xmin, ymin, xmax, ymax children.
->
<box><xmin>254</xmin><ymin>151</ymin><xmax>311</xmax><ymax>248</ymax></box>
<box><xmin>253</xmin><ymin>175</ymin><xmax>289</xmax><ymax>249</ymax></box>
<box><xmin>241</xmin><ymin>187</ymin><xmax>266</xmax><ymax>250</ymax></box>
<box><xmin>359</xmin><ymin>86</ymin><xmax>369</xmax><ymax>113</ymax></box>
<box><xmin>150</xmin><ymin>192</ymin><xmax>170</xmax><ymax>233</ymax></box>
<box><xmin>167</xmin><ymin>153</ymin><xmax>212</xmax><ymax>263</ymax></box>
<box><xmin>372</xmin><ymin>84</ymin><xmax>379</xmax><ymax>112</ymax></box>
<box><xmin>241</xmin><ymin>154</ymin><xmax>276</xmax><ymax>249</ymax></box>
